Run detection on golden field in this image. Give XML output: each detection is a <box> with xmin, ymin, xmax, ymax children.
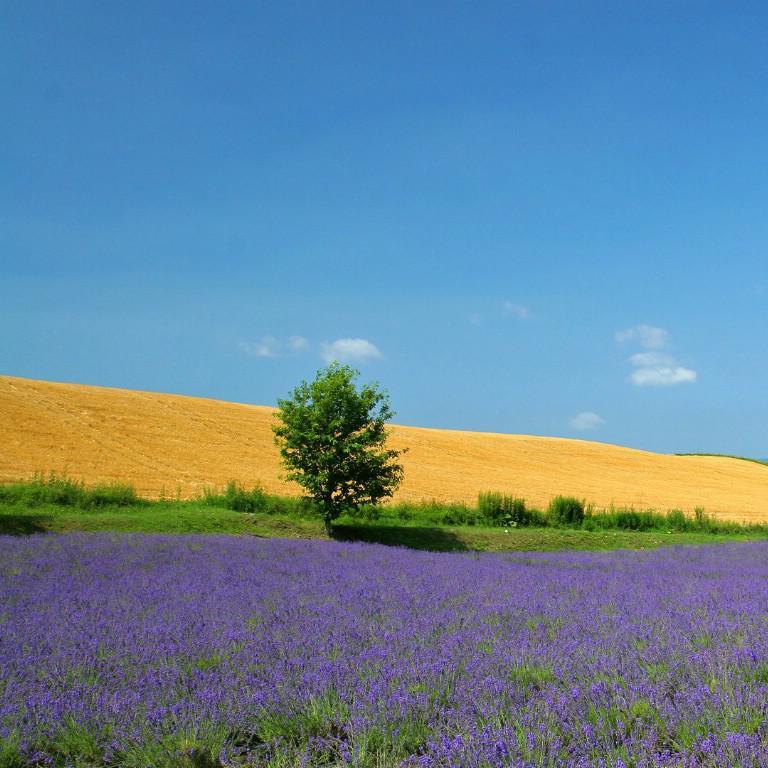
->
<box><xmin>1</xmin><ymin>374</ymin><xmax>766</xmax><ymax>522</ymax></box>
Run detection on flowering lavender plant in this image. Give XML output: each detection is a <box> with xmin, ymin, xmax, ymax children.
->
<box><xmin>3</xmin><ymin>534</ymin><xmax>768</xmax><ymax>766</ymax></box>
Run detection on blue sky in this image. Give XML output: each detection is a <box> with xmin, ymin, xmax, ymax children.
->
<box><xmin>2</xmin><ymin>1</ymin><xmax>767</xmax><ymax>455</ymax></box>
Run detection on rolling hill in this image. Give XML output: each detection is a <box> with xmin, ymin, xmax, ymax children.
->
<box><xmin>1</xmin><ymin>374</ymin><xmax>766</xmax><ymax>522</ymax></box>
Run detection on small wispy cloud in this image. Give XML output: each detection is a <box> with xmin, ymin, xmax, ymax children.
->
<box><xmin>629</xmin><ymin>365</ymin><xmax>697</xmax><ymax>387</ymax></box>
<box><xmin>320</xmin><ymin>338</ymin><xmax>383</xmax><ymax>364</ymax></box>
<box><xmin>240</xmin><ymin>335</ymin><xmax>309</xmax><ymax>358</ymax></box>
<box><xmin>287</xmin><ymin>335</ymin><xmax>308</xmax><ymax>352</ymax></box>
<box><xmin>502</xmin><ymin>301</ymin><xmax>530</xmax><ymax>320</ymax></box>
<box><xmin>615</xmin><ymin>324</ymin><xmax>669</xmax><ymax>349</ymax></box>
<box><xmin>616</xmin><ymin>325</ymin><xmax>697</xmax><ymax>387</ymax></box>
<box><xmin>239</xmin><ymin>336</ymin><xmax>280</xmax><ymax>358</ymax></box>
<box><xmin>570</xmin><ymin>411</ymin><xmax>605</xmax><ymax>431</ymax></box>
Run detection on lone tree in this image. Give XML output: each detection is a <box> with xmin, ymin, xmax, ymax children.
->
<box><xmin>273</xmin><ymin>363</ymin><xmax>405</xmax><ymax>535</ymax></box>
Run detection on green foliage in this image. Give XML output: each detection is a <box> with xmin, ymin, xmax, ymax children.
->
<box><xmin>439</xmin><ymin>501</ymin><xmax>479</xmax><ymax>526</ymax></box>
<box><xmin>47</xmin><ymin>719</ymin><xmax>105</xmax><ymax>766</ymax></box>
<box><xmin>0</xmin><ymin>473</ymin><xmax>137</xmax><ymax>509</ymax></box>
<box><xmin>202</xmin><ymin>481</ymin><xmax>308</xmax><ymax>516</ymax></box>
<box><xmin>272</xmin><ymin>363</ymin><xmax>405</xmax><ymax>533</ymax></box>
<box><xmin>2</xmin><ymin>477</ymin><xmax>767</xmax><ymax>553</ymax></box>
<box><xmin>583</xmin><ymin>507</ymin><xmax>661</xmax><ymax>532</ymax></box>
<box><xmin>507</xmin><ymin>663</ymin><xmax>556</xmax><ymax>691</ymax></box>
<box><xmin>666</xmin><ymin>508</ymin><xmax>689</xmax><ymax>531</ymax></box>
<box><xmin>676</xmin><ymin>452</ymin><xmax>768</xmax><ymax>467</ymax></box>
<box><xmin>0</xmin><ymin>732</ymin><xmax>25</xmax><ymax>768</ymax></box>
<box><xmin>87</xmin><ymin>483</ymin><xmax>138</xmax><ymax>507</ymax></box>
<box><xmin>247</xmin><ymin>691</ymin><xmax>429</xmax><ymax>768</ymax></box>
<box><xmin>1</xmin><ymin>495</ymin><xmax>765</xmax><ymax>550</ymax></box>
<box><xmin>477</xmin><ymin>492</ymin><xmax>537</xmax><ymax>527</ymax></box>
<box><xmin>363</xmin><ymin>500</ymin><xmax>479</xmax><ymax>526</ymax></box>
<box><xmin>548</xmin><ymin>496</ymin><xmax>586</xmax><ymax>526</ymax></box>
<box><xmin>581</xmin><ymin>504</ymin><xmax>739</xmax><ymax>534</ymax></box>
<box><xmin>111</xmin><ymin>725</ymin><xmax>230</xmax><ymax>768</ymax></box>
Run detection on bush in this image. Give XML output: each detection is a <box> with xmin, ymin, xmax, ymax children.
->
<box><xmin>440</xmin><ymin>502</ymin><xmax>476</xmax><ymax>526</ymax></box>
<box><xmin>85</xmin><ymin>483</ymin><xmax>137</xmax><ymax>508</ymax></box>
<box><xmin>202</xmin><ymin>481</ymin><xmax>309</xmax><ymax>517</ymax></box>
<box><xmin>0</xmin><ymin>475</ymin><xmax>81</xmax><ymax>507</ymax></box>
<box><xmin>478</xmin><ymin>492</ymin><xmax>531</xmax><ymax>527</ymax></box>
<box><xmin>357</xmin><ymin>504</ymin><xmax>383</xmax><ymax>522</ymax></box>
<box><xmin>225</xmin><ymin>480</ymin><xmax>266</xmax><ymax>513</ymax></box>
<box><xmin>547</xmin><ymin>496</ymin><xmax>585</xmax><ymax>527</ymax></box>
<box><xmin>579</xmin><ymin>504</ymin><xmax>748</xmax><ymax>535</ymax></box>
<box><xmin>526</xmin><ymin>506</ymin><xmax>549</xmax><ymax>527</ymax></box>
<box><xmin>583</xmin><ymin>506</ymin><xmax>665</xmax><ymax>532</ymax></box>
<box><xmin>203</xmin><ymin>481</ymin><xmax>285</xmax><ymax>514</ymax></box>
<box><xmin>202</xmin><ymin>481</ymin><xmax>262</xmax><ymax>512</ymax></box>
<box><xmin>348</xmin><ymin>499</ymin><xmax>479</xmax><ymax>526</ymax></box>
<box><xmin>0</xmin><ymin>474</ymin><xmax>138</xmax><ymax>509</ymax></box>
<box><xmin>666</xmin><ymin>508</ymin><xmax>689</xmax><ymax>532</ymax></box>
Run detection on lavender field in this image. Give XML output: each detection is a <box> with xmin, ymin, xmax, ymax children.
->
<box><xmin>3</xmin><ymin>535</ymin><xmax>768</xmax><ymax>767</ymax></box>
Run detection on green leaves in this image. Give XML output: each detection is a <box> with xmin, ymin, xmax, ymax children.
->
<box><xmin>273</xmin><ymin>363</ymin><xmax>405</xmax><ymax>531</ymax></box>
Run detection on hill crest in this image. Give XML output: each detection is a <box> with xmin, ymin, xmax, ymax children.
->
<box><xmin>1</xmin><ymin>374</ymin><xmax>766</xmax><ymax>522</ymax></box>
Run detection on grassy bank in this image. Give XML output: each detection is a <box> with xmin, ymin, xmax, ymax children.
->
<box><xmin>675</xmin><ymin>452</ymin><xmax>768</xmax><ymax>467</ymax></box>
<box><xmin>0</xmin><ymin>501</ymin><xmax>756</xmax><ymax>551</ymax></box>
<box><xmin>1</xmin><ymin>476</ymin><xmax>766</xmax><ymax>551</ymax></box>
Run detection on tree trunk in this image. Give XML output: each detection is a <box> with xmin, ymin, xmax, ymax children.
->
<box><xmin>324</xmin><ymin>515</ymin><xmax>333</xmax><ymax>537</ymax></box>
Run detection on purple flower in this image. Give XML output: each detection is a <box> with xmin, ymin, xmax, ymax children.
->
<box><xmin>4</xmin><ymin>534</ymin><xmax>768</xmax><ymax>766</ymax></box>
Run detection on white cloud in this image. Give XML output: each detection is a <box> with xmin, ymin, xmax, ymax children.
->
<box><xmin>629</xmin><ymin>366</ymin><xmax>697</xmax><ymax>387</ymax></box>
<box><xmin>615</xmin><ymin>324</ymin><xmax>669</xmax><ymax>349</ymax></box>
<box><xmin>320</xmin><ymin>338</ymin><xmax>383</xmax><ymax>364</ymax></box>
<box><xmin>502</xmin><ymin>301</ymin><xmax>530</xmax><ymax>320</ymax></box>
<box><xmin>287</xmin><ymin>335</ymin><xmax>309</xmax><ymax>352</ymax></box>
<box><xmin>629</xmin><ymin>351</ymin><xmax>675</xmax><ymax>367</ymax></box>
<box><xmin>570</xmin><ymin>411</ymin><xmax>605</xmax><ymax>431</ymax></box>
<box><xmin>618</xmin><ymin>324</ymin><xmax>697</xmax><ymax>386</ymax></box>
<box><xmin>239</xmin><ymin>336</ymin><xmax>280</xmax><ymax>358</ymax></box>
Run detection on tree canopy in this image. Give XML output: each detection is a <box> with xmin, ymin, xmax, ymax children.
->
<box><xmin>273</xmin><ymin>363</ymin><xmax>405</xmax><ymax>534</ymax></box>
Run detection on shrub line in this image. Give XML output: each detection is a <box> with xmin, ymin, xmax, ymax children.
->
<box><xmin>1</xmin><ymin>476</ymin><xmax>765</xmax><ymax>536</ymax></box>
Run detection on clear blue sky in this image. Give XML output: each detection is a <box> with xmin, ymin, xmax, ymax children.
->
<box><xmin>2</xmin><ymin>2</ymin><xmax>767</xmax><ymax>455</ymax></box>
